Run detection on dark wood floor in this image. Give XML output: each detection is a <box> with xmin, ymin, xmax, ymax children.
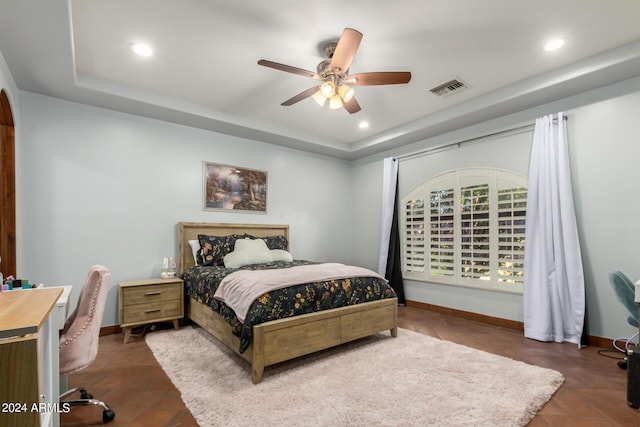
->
<box><xmin>60</xmin><ymin>306</ymin><xmax>639</xmax><ymax>426</ymax></box>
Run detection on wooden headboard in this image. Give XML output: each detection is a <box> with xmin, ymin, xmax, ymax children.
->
<box><xmin>177</xmin><ymin>222</ymin><xmax>290</xmax><ymax>275</ymax></box>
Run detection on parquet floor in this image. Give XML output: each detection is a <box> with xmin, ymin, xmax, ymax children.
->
<box><xmin>60</xmin><ymin>306</ymin><xmax>639</xmax><ymax>426</ymax></box>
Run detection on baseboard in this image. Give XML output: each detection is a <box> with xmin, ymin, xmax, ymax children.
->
<box><xmin>405</xmin><ymin>299</ymin><xmax>616</xmax><ymax>350</ymax></box>
<box><xmin>405</xmin><ymin>300</ymin><xmax>524</xmax><ymax>330</ymax></box>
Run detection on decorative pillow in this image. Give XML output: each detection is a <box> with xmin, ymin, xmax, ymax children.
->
<box><xmin>246</xmin><ymin>234</ymin><xmax>289</xmax><ymax>250</ymax></box>
<box><xmin>270</xmin><ymin>249</ymin><xmax>293</xmax><ymax>262</ymax></box>
<box><xmin>197</xmin><ymin>234</ymin><xmax>230</xmax><ymax>266</ymax></box>
<box><xmin>223</xmin><ymin>238</ymin><xmax>273</xmax><ymax>269</ymax></box>
<box><xmin>265</xmin><ymin>235</ymin><xmax>288</xmax><ymax>250</ymax></box>
<box><xmin>188</xmin><ymin>240</ymin><xmax>200</xmax><ymax>264</ymax></box>
<box><xmin>196</xmin><ymin>234</ymin><xmax>246</xmax><ymax>266</ymax></box>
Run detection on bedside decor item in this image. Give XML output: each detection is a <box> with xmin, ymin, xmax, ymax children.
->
<box><xmin>160</xmin><ymin>257</ymin><xmax>177</xmax><ymax>279</ymax></box>
<box><xmin>203</xmin><ymin>162</ymin><xmax>267</xmax><ymax>213</ymax></box>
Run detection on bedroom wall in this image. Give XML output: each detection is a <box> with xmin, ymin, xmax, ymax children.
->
<box><xmin>0</xmin><ymin>51</ymin><xmax>18</xmax><ymax>109</ymax></box>
<box><xmin>17</xmin><ymin>91</ymin><xmax>354</xmax><ymax>327</ymax></box>
<box><xmin>351</xmin><ymin>76</ymin><xmax>640</xmax><ymax>341</ymax></box>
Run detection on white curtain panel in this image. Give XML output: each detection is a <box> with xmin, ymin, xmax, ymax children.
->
<box><xmin>524</xmin><ymin>113</ymin><xmax>585</xmax><ymax>346</ymax></box>
<box><xmin>378</xmin><ymin>157</ymin><xmax>398</xmax><ymax>276</ymax></box>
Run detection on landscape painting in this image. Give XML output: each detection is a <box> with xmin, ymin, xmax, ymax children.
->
<box><xmin>203</xmin><ymin>162</ymin><xmax>267</xmax><ymax>213</ymax></box>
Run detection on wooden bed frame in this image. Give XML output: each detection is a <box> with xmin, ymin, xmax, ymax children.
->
<box><xmin>177</xmin><ymin>222</ymin><xmax>398</xmax><ymax>384</ymax></box>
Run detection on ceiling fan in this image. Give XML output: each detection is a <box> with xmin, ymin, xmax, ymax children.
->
<box><xmin>258</xmin><ymin>28</ymin><xmax>411</xmax><ymax>114</ymax></box>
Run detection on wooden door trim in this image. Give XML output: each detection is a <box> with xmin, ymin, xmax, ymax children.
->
<box><xmin>0</xmin><ymin>89</ymin><xmax>16</xmax><ymax>277</ymax></box>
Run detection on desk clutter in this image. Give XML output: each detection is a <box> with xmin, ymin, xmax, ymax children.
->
<box><xmin>1</xmin><ymin>276</ymin><xmax>42</xmax><ymax>291</ymax></box>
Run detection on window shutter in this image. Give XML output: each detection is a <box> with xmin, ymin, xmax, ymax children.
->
<box><xmin>402</xmin><ymin>199</ymin><xmax>425</xmax><ymax>272</ymax></box>
<box><xmin>429</xmin><ymin>189</ymin><xmax>455</xmax><ymax>277</ymax></box>
<box><xmin>496</xmin><ymin>186</ymin><xmax>527</xmax><ymax>285</ymax></box>
<box><xmin>460</xmin><ymin>183</ymin><xmax>490</xmax><ymax>280</ymax></box>
<box><xmin>401</xmin><ymin>168</ymin><xmax>527</xmax><ymax>293</ymax></box>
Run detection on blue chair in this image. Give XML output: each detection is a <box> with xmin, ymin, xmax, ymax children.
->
<box><xmin>609</xmin><ymin>271</ymin><xmax>639</xmax><ymax>356</ymax></box>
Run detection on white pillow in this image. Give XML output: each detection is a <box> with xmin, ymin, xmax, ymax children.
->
<box><xmin>224</xmin><ymin>238</ymin><xmax>272</xmax><ymax>268</ymax></box>
<box><xmin>189</xmin><ymin>239</ymin><xmax>200</xmax><ymax>264</ymax></box>
<box><xmin>270</xmin><ymin>249</ymin><xmax>293</xmax><ymax>262</ymax></box>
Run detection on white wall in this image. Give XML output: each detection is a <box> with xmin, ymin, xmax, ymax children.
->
<box><xmin>0</xmin><ymin>51</ymin><xmax>18</xmax><ymax>113</ymax></box>
<box><xmin>569</xmin><ymin>92</ymin><xmax>640</xmax><ymax>341</ymax></box>
<box><xmin>17</xmin><ymin>91</ymin><xmax>353</xmax><ymax>326</ymax></box>
<box><xmin>352</xmin><ymin>78</ymin><xmax>640</xmax><ymax>341</ymax></box>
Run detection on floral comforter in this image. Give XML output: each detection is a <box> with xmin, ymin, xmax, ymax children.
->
<box><xmin>182</xmin><ymin>260</ymin><xmax>397</xmax><ymax>354</ymax></box>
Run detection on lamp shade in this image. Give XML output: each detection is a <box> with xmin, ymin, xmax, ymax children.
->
<box><xmin>338</xmin><ymin>85</ymin><xmax>354</xmax><ymax>103</ymax></box>
<box><xmin>329</xmin><ymin>95</ymin><xmax>343</xmax><ymax>110</ymax></box>
<box><xmin>312</xmin><ymin>90</ymin><xmax>327</xmax><ymax>106</ymax></box>
<box><xmin>320</xmin><ymin>81</ymin><xmax>336</xmax><ymax>98</ymax></box>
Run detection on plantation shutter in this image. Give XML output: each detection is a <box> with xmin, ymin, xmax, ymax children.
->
<box><xmin>401</xmin><ymin>168</ymin><xmax>527</xmax><ymax>293</ymax></box>
<box><xmin>496</xmin><ymin>186</ymin><xmax>527</xmax><ymax>285</ymax></box>
<box><xmin>402</xmin><ymin>199</ymin><xmax>425</xmax><ymax>272</ymax></box>
<box><xmin>460</xmin><ymin>183</ymin><xmax>490</xmax><ymax>280</ymax></box>
<box><xmin>429</xmin><ymin>188</ymin><xmax>455</xmax><ymax>277</ymax></box>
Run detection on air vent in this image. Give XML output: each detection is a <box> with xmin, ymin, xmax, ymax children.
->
<box><xmin>430</xmin><ymin>78</ymin><xmax>470</xmax><ymax>97</ymax></box>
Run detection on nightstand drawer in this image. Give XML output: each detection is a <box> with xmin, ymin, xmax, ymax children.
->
<box><xmin>122</xmin><ymin>283</ymin><xmax>181</xmax><ymax>306</ymax></box>
<box><xmin>122</xmin><ymin>299</ymin><xmax>182</xmax><ymax>324</ymax></box>
<box><xmin>119</xmin><ymin>278</ymin><xmax>184</xmax><ymax>343</ymax></box>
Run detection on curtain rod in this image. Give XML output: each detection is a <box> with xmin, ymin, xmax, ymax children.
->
<box><xmin>394</xmin><ymin>124</ymin><xmax>533</xmax><ymax>162</ymax></box>
<box><xmin>394</xmin><ymin>116</ymin><xmax>567</xmax><ymax>162</ymax></box>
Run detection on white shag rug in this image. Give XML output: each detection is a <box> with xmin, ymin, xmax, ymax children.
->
<box><xmin>146</xmin><ymin>326</ymin><xmax>563</xmax><ymax>427</ymax></box>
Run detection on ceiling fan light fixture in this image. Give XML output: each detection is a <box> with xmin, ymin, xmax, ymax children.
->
<box><xmin>312</xmin><ymin>90</ymin><xmax>327</xmax><ymax>106</ymax></box>
<box><xmin>320</xmin><ymin>81</ymin><xmax>336</xmax><ymax>97</ymax></box>
<box><xmin>329</xmin><ymin>95</ymin><xmax>343</xmax><ymax>110</ymax></box>
<box><xmin>257</xmin><ymin>28</ymin><xmax>411</xmax><ymax>114</ymax></box>
<box><xmin>338</xmin><ymin>85</ymin><xmax>354</xmax><ymax>103</ymax></box>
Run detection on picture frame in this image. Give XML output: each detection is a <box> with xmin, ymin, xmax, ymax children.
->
<box><xmin>203</xmin><ymin>161</ymin><xmax>267</xmax><ymax>213</ymax></box>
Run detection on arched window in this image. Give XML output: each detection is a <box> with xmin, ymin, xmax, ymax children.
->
<box><xmin>401</xmin><ymin>168</ymin><xmax>527</xmax><ymax>293</ymax></box>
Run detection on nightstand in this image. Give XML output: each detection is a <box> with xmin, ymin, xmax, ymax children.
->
<box><xmin>118</xmin><ymin>278</ymin><xmax>184</xmax><ymax>343</ymax></box>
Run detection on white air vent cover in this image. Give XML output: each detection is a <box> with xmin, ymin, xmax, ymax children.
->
<box><xmin>430</xmin><ymin>78</ymin><xmax>470</xmax><ymax>97</ymax></box>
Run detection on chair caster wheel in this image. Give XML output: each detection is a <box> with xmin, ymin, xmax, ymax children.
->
<box><xmin>80</xmin><ymin>391</ymin><xmax>93</xmax><ymax>399</ymax></box>
<box><xmin>102</xmin><ymin>409</ymin><xmax>115</xmax><ymax>423</ymax></box>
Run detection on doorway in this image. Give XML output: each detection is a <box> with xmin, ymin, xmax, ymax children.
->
<box><xmin>0</xmin><ymin>89</ymin><xmax>16</xmax><ymax>277</ymax></box>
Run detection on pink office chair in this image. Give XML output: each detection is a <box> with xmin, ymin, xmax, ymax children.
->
<box><xmin>59</xmin><ymin>265</ymin><xmax>115</xmax><ymax>423</ymax></box>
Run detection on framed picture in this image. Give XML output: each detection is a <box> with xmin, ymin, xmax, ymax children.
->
<box><xmin>203</xmin><ymin>161</ymin><xmax>267</xmax><ymax>213</ymax></box>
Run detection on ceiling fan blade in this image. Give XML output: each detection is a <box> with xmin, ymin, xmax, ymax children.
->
<box><xmin>258</xmin><ymin>59</ymin><xmax>321</xmax><ymax>80</ymax></box>
<box><xmin>343</xmin><ymin>97</ymin><xmax>361</xmax><ymax>114</ymax></box>
<box><xmin>329</xmin><ymin>28</ymin><xmax>363</xmax><ymax>74</ymax></box>
<box><xmin>345</xmin><ymin>72</ymin><xmax>412</xmax><ymax>86</ymax></box>
<box><xmin>281</xmin><ymin>86</ymin><xmax>320</xmax><ymax>106</ymax></box>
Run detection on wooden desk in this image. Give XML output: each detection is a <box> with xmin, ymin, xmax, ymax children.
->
<box><xmin>0</xmin><ymin>288</ymin><xmax>63</xmax><ymax>427</ymax></box>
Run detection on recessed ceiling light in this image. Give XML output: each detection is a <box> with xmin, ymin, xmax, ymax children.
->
<box><xmin>130</xmin><ymin>43</ymin><xmax>153</xmax><ymax>57</ymax></box>
<box><xmin>544</xmin><ymin>38</ymin><xmax>565</xmax><ymax>52</ymax></box>
<box><xmin>358</xmin><ymin>121</ymin><xmax>370</xmax><ymax>129</ymax></box>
